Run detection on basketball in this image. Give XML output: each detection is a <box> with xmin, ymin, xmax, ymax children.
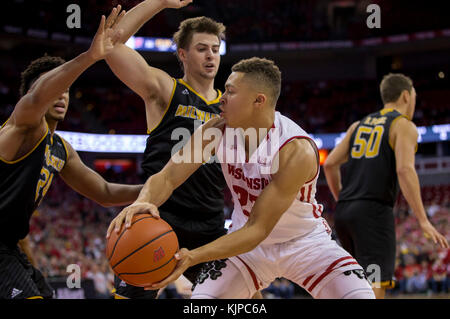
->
<box><xmin>106</xmin><ymin>213</ymin><xmax>179</xmax><ymax>287</ymax></box>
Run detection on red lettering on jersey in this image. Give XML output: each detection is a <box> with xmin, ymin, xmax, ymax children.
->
<box><xmin>245</xmin><ymin>177</ymin><xmax>253</xmax><ymax>189</ymax></box>
<box><xmin>228</xmin><ymin>164</ymin><xmax>235</xmax><ymax>176</ymax></box>
<box><xmin>253</xmin><ymin>178</ymin><xmax>261</xmax><ymax>190</ymax></box>
<box><xmin>235</xmin><ymin>168</ymin><xmax>243</xmax><ymax>180</ymax></box>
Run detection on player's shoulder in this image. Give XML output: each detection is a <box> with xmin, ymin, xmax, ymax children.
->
<box><xmin>278</xmin><ymin>138</ymin><xmax>316</xmax><ymax>167</ymax></box>
<box><xmin>392</xmin><ymin>114</ymin><xmax>417</xmax><ymax>133</ymax></box>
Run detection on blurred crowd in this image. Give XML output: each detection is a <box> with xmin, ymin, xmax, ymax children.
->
<box><xmin>3</xmin><ymin>0</ymin><xmax>449</xmax><ymax>43</ymax></box>
<box><xmin>1</xmin><ymin>75</ymin><xmax>449</xmax><ymax>136</ymax></box>
<box><xmin>26</xmin><ymin>171</ymin><xmax>449</xmax><ymax>298</ymax></box>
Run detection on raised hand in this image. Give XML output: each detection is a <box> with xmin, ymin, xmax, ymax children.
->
<box><xmin>162</xmin><ymin>0</ymin><xmax>193</xmax><ymax>9</ymax></box>
<box><xmin>87</xmin><ymin>5</ymin><xmax>126</xmax><ymax>61</ymax></box>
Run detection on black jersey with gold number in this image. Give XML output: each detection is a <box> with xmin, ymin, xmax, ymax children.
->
<box><xmin>141</xmin><ymin>79</ymin><xmax>226</xmax><ymax>233</ymax></box>
<box><xmin>338</xmin><ymin>108</ymin><xmax>410</xmax><ymax>207</ymax></box>
<box><xmin>0</xmin><ymin>126</ymin><xmax>67</xmax><ymax>247</ymax></box>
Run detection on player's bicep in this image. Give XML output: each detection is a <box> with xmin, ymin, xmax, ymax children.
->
<box><xmin>248</xmin><ymin>140</ymin><xmax>316</xmax><ymax>235</ymax></box>
<box><xmin>106</xmin><ymin>44</ymin><xmax>173</xmax><ymax>103</ymax></box>
<box><xmin>394</xmin><ymin>120</ymin><xmax>417</xmax><ymax>171</ymax></box>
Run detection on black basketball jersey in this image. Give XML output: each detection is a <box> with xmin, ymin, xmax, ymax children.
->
<box><xmin>338</xmin><ymin>108</ymin><xmax>410</xmax><ymax>207</ymax></box>
<box><xmin>0</xmin><ymin>124</ymin><xmax>68</xmax><ymax>246</ymax></box>
<box><xmin>141</xmin><ymin>78</ymin><xmax>226</xmax><ymax>233</ymax></box>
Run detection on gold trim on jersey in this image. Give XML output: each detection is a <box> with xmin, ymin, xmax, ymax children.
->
<box><xmin>379</xmin><ymin>107</ymin><xmax>394</xmax><ymax>116</ymax></box>
<box><xmin>372</xmin><ymin>280</ymin><xmax>396</xmax><ymax>289</ymax></box>
<box><xmin>0</xmin><ymin>121</ymin><xmax>49</xmax><ymax>165</ymax></box>
<box><xmin>26</xmin><ymin>296</ymin><xmax>44</xmax><ymax>299</ymax></box>
<box><xmin>1</xmin><ymin>117</ymin><xmax>10</xmax><ymax>129</ymax></box>
<box><xmin>147</xmin><ymin>78</ymin><xmax>177</xmax><ymax>135</ymax></box>
<box><xmin>178</xmin><ymin>79</ymin><xmax>222</xmax><ymax>105</ymax></box>
<box><xmin>59</xmin><ymin>135</ymin><xmax>70</xmax><ymax>163</ymax></box>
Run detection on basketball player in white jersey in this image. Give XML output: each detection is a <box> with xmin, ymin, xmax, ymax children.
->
<box><xmin>107</xmin><ymin>57</ymin><xmax>375</xmax><ymax>299</ymax></box>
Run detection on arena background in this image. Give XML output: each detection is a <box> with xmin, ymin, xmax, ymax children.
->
<box><xmin>0</xmin><ymin>0</ymin><xmax>448</xmax><ymax>299</ymax></box>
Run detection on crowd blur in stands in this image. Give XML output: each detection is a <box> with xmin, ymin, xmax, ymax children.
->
<box><xmin>1</xmin><ymin>75</ymin><xmax>448</xmax><ymax>137</ymax></box>
<box><xmin>4</xmin><ymin>0</ymin><xmax>449</xmax><ymax>43</ymax></box>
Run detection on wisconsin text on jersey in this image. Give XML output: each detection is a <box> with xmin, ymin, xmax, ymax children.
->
<box><xmin>227</xmin><ymin>164</ymin><xmax>270</xmax><ymax>191</ymax></box>
<box><xmin>175</xmin><ymin>104</ymin><xmax>220</xmax><ymax>122</ymax></box>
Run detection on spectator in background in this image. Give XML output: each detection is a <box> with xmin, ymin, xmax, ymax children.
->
<box><xmin>429</xmin><ymin>259</ymin><xmax>448</xmax><ymax>294</ymax></box>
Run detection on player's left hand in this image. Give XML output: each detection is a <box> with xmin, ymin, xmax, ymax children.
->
<box><xmin>106</xmin><ymin>201</ymin><xmax>160</xmax><ymax>238</ymax></box>
<box><xmin>420</xmin><ymin>220</ymin><xmax>449</xmax><ymax>249</ymax></box>
<box><xmin>144</xmin><ymin>248</ymin><xmax>193</xmax><ymax>290</ymax></box>
<box><xmin>87</xmin><ymin>5</ymin><xmax>125</xmax><ymax>61</ymax></box>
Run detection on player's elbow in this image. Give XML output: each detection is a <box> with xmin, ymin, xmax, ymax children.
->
<box><xmin>396</xmin><ymin>165</ymin><xmax>415</xmax><ymax>178</ymax></box>
<box><xmin>323</xmin><ymin>157</ymin><xmax>338</xmax><ymax>173</ymax></box>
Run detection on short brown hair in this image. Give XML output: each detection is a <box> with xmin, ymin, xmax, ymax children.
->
<box><xmin>231</xmin><ymin>57</ymin><xmax>282</xmax><ymax>105</ymax></box>
<box><xmin>20</xmin><ymin>55</ymin><xmax>66</xmax><ymax>97</ymax></box>
<box><xmin>379</xmin><ymin>73</ymin><xmax>413</xmax><ymax>104</ymax></box>
<box><xmin>173</xmin><ymin>16</ymin><xmax>225</xmax><ymax>51</ymax></box>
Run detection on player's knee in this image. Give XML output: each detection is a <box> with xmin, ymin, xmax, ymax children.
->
<box><xmin>342</xmin><ymin>288</ymin><xmax>376</xmax><ymax>299</ymax></box>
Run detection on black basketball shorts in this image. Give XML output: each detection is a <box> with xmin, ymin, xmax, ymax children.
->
<box><xmin>334</xmin><ymin>199</ymin><xmax>396</xmax><ymax>288</ymax></box>
<box><xmin>0</xmin><ymin>242</ymin><xmax>54</xmax><ymax>299</ymax></box>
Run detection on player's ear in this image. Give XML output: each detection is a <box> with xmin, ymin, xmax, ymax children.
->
<box><xmin>401</xmin><ymin>89</ymin><xmax>410</xmax><ymax>104</ymax></box>
<box><xmin>254</xmin><ymin>93</ymin><xmax>267</xmax><ymax>108</ymax></box>
<box><xmin>178</xmin><ymin>48</ymin><xmax>187</xmax><ymax>63</ymax></box>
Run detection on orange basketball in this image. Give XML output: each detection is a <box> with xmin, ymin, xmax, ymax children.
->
<box><xmin>106</xmin><ymin>213</ymin><xmax>179</xmax><ymax>287</ymax></box>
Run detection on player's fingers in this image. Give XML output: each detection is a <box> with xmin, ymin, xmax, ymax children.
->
<box><xmin>113</xmin><ymin>9</ymin><xmax>126</xmax><ymax>28</ymax></box>
<box><xmin>114</xmin><ymin>211</ymin><xmax>126</xmax><ymax>233</ymax></box>
<box><xmin>105</xmin><ymin>6</ymin><xmax>119</xmax><ymax>29</ymax></box>
<box><xmin>125</xmin><ymin>208</ymin><xmax>137</xmax><ymax>228</ymax></box>
<box><xmin>96</xmin><ymin>15</ymin><xmax>106</xmax><ymax>34</ymax></box>
<box><xmin>148</xmin><ymin>204</ymin><xmax>160</xmax><ymax>219</ymax></box>
<box><xmin>148</xmin><ymin>271</ymin><xmax>180</xmax><ymax>290</ymax></box>
<box><xmin>438</xmin><ymin>234</ymin><xmax>449</xmax><ymax>248</ymax></box>
<box><xmin>106</xmin><ymin>220</ymin><xmax>115</xmax><ymax>238</ymax></box>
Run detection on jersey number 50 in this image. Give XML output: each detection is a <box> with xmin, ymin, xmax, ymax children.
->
<box><xmin>351</xmin><ymin>125</ymin><xmax>384</xmax><ymax>159</ymax></box>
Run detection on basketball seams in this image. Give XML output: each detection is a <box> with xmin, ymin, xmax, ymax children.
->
<box><xmin>111</xmin><ymin>230</ymin><xmax>174</xmax><ymax>269</ymax></box>
<box><xmin>107</xmin><ymin>215</ymin><xmax>155</xmax><ymax>261</ymax></box>
<box><xmin>118</xmin><ymin>255</ymin><xmax>176</xmax><ymax>276</ymax></box>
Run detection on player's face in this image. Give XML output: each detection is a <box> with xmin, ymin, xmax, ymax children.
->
<box><xmin>45</xmin><ymin>89</ymin><xmax>70</xmax><ymax>122</ymax></box>
<box><xmin>220</xmin><ymin>72</ymin><xmax>255</xmax><ymax>128</ymax></box>
<box><xmin>181</xmin><ymin>33</ymin><xmax>221</xmax><ymax>79</ymax></box>
<box><xmin>407</xmin><ymin>87</ymin><xmax>417</xmax><ymax>120</ymax></box>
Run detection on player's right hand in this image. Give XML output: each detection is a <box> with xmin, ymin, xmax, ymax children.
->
<box><xmin>145</xmin><ymin>248</ymin><xmax>193</xmax><ymax>290</ymax></box>
<box><xmin>161</xmin><ymin>0</ymin><xmax>193</xmax><ymax>10</ymax></box>
<box><xmin>87</xmin><ymin>5</ymin><xmax>125</xmax><ymax>62</ymax></box>
<box><xmin>106</xmin><ymin>201</ymin><xmax>160</xmax><ymax>238</ymax></box>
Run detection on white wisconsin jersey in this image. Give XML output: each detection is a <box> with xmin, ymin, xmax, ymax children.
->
<box><xmin>216</xmin><ymin>111</ymin><xmax>329</xmax><ymax>245</ymax></box>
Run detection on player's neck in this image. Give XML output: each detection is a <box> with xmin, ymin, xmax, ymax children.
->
<box><xmin>243</xmin><ymin>111</ymin><xmax>275</xmax><ymax>157</ymax></box>
<box><xmin>45</xmin><ymin>119</ymin><xmax>58</xmax><ymax>136</ymax></box>
<box><xmin>383</xmin><ymin>103</ymin><xmax>407</xmax><ymax>116</ymax></box>
<box><xmin>182</xmin><ymin>74</ymin><xmax>217</xmax><ymax>101</ymax></box>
